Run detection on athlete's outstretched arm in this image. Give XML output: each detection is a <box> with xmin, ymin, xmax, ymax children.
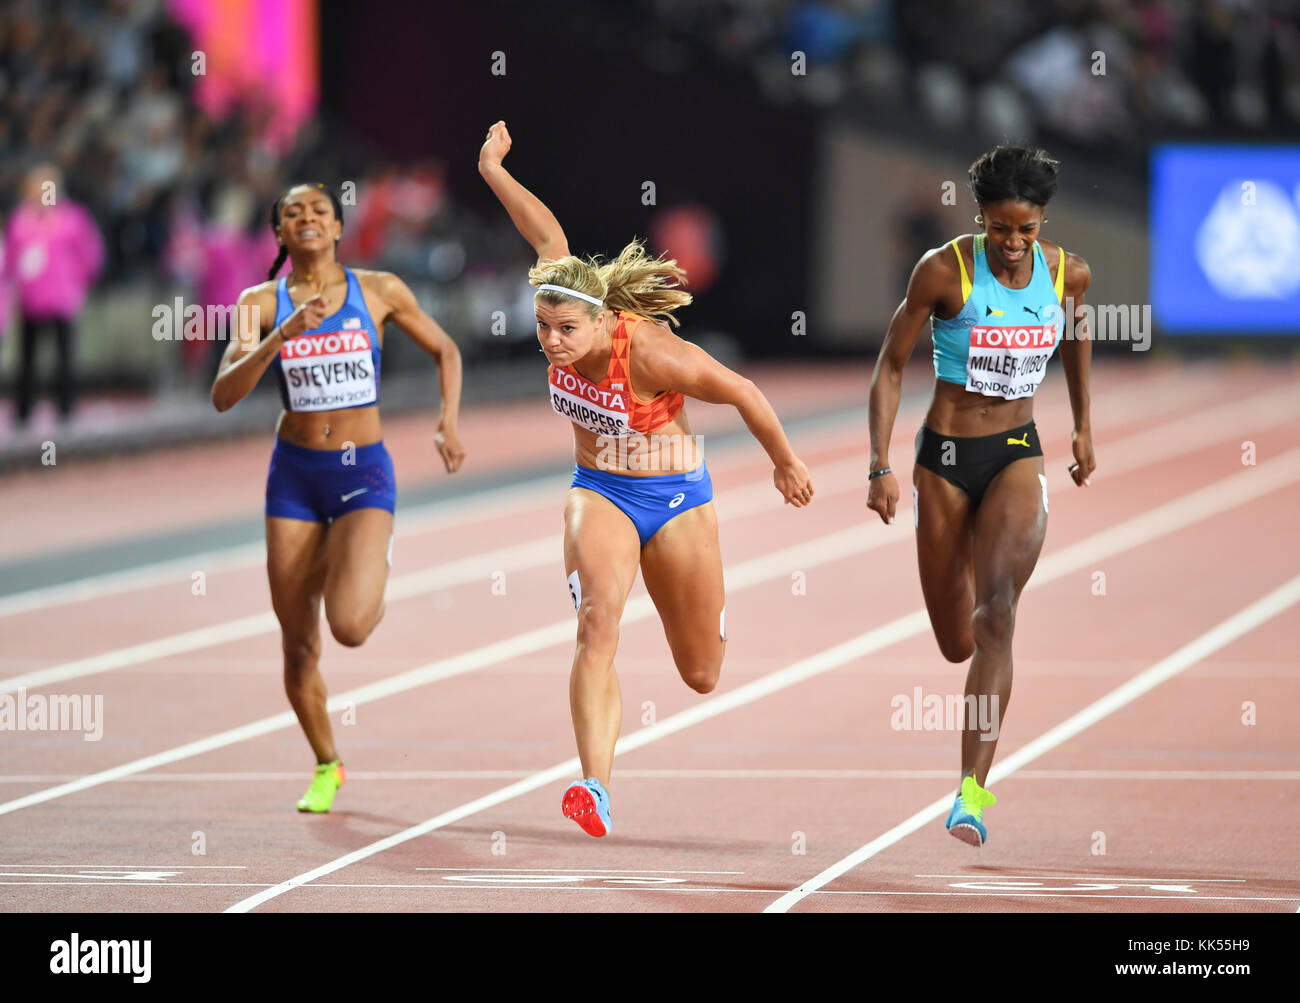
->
<box><xmin>632</xmin><ymin>321</ymin><xmax>814</xmax><ymax>507</ymax></box>
<box><xmin>1057</xmin><ymin>253</ymin><xmax>1095</xmax><ymax>486</ymax></box>
<box><xmin>376</xmin><ymin>271</ymin><xmax>466</xmax><ymax>473</ymax></box>
<box><xmin>866</xmin><ymin>248</ymin><xmax>952</xmax><ymax>524</ymax></box>
<box><xmin>477</xmin><ymin>120</ymin><xmax>570</xmax><ymax>263</ymax></box>
<box><xmin>211</xmin><ymin>285</ymin><xmax>326</xmax><ymax>412</ymax></box>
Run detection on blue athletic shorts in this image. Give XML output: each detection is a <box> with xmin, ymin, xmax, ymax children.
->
<box><xmin>265</xmin><ymin>438</ymin><xmax>396</xmax><ymax>523</ymax></box>
<box><xmin>571</xmin><ymin>461</ymin><xmax>713</xmax><ymax>546</ymax></box>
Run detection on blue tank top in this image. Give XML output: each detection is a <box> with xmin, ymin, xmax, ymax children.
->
<box><xmin>270</xmin><ymin>267</ymin><xmax>382</xmax><ymax>413</ymax></box>
<box><xmin>931</xmin><ymin>234</ymin><xmax>1066</xmax><ymax>401</ymax></box>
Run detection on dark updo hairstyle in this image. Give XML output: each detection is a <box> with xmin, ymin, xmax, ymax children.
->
<box><xmin>267</xmin><ymin>182</ymin><xmax>345</xmax><ymax>281</ymax></box>
<box><xmin>967</xmin><ymin>146</ymin><xmax>1060</xmax><ymax>210</ymax></box>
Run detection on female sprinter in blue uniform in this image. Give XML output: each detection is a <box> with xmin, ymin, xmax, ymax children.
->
<box><xmin>212</xmin><ymin>182</ymin><xmax>465</xmax><ymax>812</ymax></box>
<box><xmin>479</xmin><ymin>121</ymin><xmax>814</xmax><ymax>838</ymax></box>
<box><xmin>867</xmin><ymin>147</ymin><xmax>1095</xmax><ymax>846</ymax></box>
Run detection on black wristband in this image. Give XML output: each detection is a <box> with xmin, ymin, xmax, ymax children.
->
<box><xmin>868</xmin><ymin>467</ymin><xmax>892</xmax><ymax>480</ymax></box>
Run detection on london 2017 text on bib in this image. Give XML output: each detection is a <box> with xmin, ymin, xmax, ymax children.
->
<box><xmin>965</xmin><ymin>323</ymin><xmax>1058</xmax><ymax>401</ymax></box>
<box><xmin>280</xmin><ymin>328</ymin><xmax>377</xmax><ymax>412</ymax></box>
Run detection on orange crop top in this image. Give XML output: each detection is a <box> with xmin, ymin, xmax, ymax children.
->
<box><xmin>546</xmin><ymin>311</ymin><xmax>685</xmax><ymax>437</ymax></box>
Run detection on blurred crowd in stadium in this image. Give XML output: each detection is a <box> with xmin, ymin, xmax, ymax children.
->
<box><xmin>0</xmin><ymin>0</ymin><xmax>1294</xmax><ymax>434</ymax></box>
<box><xmin>650</xmin><ymin>0</ymin><xmax>1300</xmax><ymax>144</ymax></box>
<box><xmin>0</xmin><ymin>0</ymin><xmax>540</xmax><ymax>402</ymax></box>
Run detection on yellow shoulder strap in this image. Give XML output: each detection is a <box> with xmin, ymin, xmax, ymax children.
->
<box><xmin>1054</xmin><ymin>246</ymin><xmax>1066</xmax><ymax>303</ymax></box>
<box><xmin>950</xmin><ymin>238</ymin><xmax>971</xmax><ymax>304</ymax></box>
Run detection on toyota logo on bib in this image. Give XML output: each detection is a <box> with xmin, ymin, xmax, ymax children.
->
<box><xmin>668</xmin><ymin>492</ymin><xmax>685</xmax><ymax>508</ymax></box>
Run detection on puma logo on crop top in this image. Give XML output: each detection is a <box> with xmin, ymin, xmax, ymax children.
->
<box><xmin>931</xmin><ymin>235</ymin><xmax>1067</xmax><ymax>402</ymax></box>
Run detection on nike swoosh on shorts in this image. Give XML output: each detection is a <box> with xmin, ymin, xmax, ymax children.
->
<box><xmin>340</xmin><ymin>488</ymin><xmax>369</xmax><ymax>502</ymax></box>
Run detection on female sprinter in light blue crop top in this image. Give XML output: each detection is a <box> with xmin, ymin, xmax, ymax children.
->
<box><xmin>866</xmin><ymin>146</ymin><xmax>1095</xmax><ymax>848</ymax></box>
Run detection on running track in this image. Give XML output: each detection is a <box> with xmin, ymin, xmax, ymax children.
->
<box><xmin>1</xmin><ymin>359</ymin><xmax>1297</xmax><ymax>913</ymax></box>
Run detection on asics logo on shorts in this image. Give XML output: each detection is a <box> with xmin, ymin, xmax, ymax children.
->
<box><xmin>668</xmin><ymin>492</ymin><xmax>685</xmax><ymax>508</ymax></box>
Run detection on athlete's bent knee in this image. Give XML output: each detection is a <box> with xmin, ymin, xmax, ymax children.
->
<box><xmin>327</xmin><ymin>610</ymin><xmax>376</xmax><ymax>648</ymax></box>
<box><xmin>282</xmin><ymin>634</ymin><xmax>320</xmax><ymax>677</ymax></box>
<box><xmin>971</xmin><ymin>595</ymin><xmax>1015</xmax><ymax>650</ymax></box>
<box><xmin>938</xmin><ymin>634</ymin><xmax>975</xmax><ymax>663</ymax></box>
<box><xmin>575</xmin><ymin>598</ymin><xmax>620</xmax><ymax>655</ymax></box>
<box><xmin>678</xmin><ymin>652</ymin><xmax>723</xmax><ymax>694</ymax></box>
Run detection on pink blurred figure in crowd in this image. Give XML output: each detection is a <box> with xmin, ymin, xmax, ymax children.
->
<box><xmin>165</xmin><ymin>186</ymin><xmax>277</xmax><ymax>379</ymax></box>
<box><xmin>5</xmin><ymin>163</ymin><xmax>105</xmax><ymax>425</ymax></box>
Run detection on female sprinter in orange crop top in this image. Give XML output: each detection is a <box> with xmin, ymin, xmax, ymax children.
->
<box><xmin>479</xmin><ymin>120</ymin><xmax>815</xmax><ymax>838</ymax></box>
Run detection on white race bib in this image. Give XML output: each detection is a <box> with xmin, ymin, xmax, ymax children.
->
<box><xmin>965</xmin><ymin>324</ymin><xmax>1058</xmax><ymax>401</ymax></box>
<box><xmin>549</xmin><ymin>366</ymin><xmax>633</xmax><ymax>438</ymax></box>
<box><xmin>280</xmin><ymin>328</ymin><xmax>377</xmax><ymax>412</ymax></box>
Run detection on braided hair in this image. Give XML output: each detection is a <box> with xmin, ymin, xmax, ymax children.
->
<box><xmin>268</xmin><ymin>182</ymin><xmax>345</xmax><ymax>281</ymax></box>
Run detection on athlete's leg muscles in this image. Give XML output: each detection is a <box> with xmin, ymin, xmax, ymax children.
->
<box><xmin>639</xmin><ymin>501</ymin><xmax>726</xmax><ymax>694</ymax></box>
<box><xmin>565</xmin><ymin>487</ymin><xmax>642</xmax><ymax>788</ymax></box>
<box><xmin>964</xmin><ymin>456</ymin><xmax>1048</xmax><ymax>785</ymax></box>
<box><xmin>913</xmin><ymin>465</ymin><xmax>977</xmax><ymax>663</ymax></box>
<box><xmin>322</xmin><ymin>507</ymin><xmax>393</xmax><ymax>647</ymax></box>
<box><xmin>266</xmin><ymin>516</ymin><xmax>335</xmax><ymax>763</ymax></box>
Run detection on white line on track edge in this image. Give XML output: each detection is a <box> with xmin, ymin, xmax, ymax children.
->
<box><xmin>218</xmin><ymin>453</ymin><xmax>1300</xmax><ymax>913</ymax></box>
<box><xmin>762</xmin><ymin>572</ymin><xmax>1300</xmax><ymax>913</ymax></box>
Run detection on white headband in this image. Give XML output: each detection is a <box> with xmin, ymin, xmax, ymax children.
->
<box><xmin>537</xmin><ymin>283</ymin><xmax>604</xmax><ymax>308</ymax></box>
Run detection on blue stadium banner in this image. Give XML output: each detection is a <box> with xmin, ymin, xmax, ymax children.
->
<box><xmin>1151</xmin><ymin>145</ymin><xmax>1300</xmax><ymax>334</ymax></box>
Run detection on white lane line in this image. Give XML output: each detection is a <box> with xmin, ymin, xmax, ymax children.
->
<box><xmin>0</xmin><ymin>864</ymin><xmax>246</xmax><ymax>868</ymax></box>
<box><xmin>914</xmin><ymin>874</ymin><xmax>1246</xmax><ymax>881</ymax></box>
<box><xmin>0</xmin><ymin>451</ymin><xmax>870</xmax><ymax>697</ymax></box>
<box><xmin>0</xmin><ymin>366</ymin><xmax>1212</xmax><ymax>622</ymax></box>
<box><xmin>2</xmin><ymin>881</ymin><xmax>1294</xmax><ymax>902</ymax></box>
<box><xmin>0</xmin><ymin>363</ymin><xmax>1222</xmax><ymax>630</ymax></box>
<box><xmin>8</xmin><ymin>381</ymin><xmax>1294</xmax><ymax>697</ymax></box>
<box><xmin>5</xmin><ymin>446</ymin><xmax>1297</xmax><ymax>827</ymax></box>
<box><xmin>787</xmin><ymin>892</ymin><xmax>1298</xmax><ymax>901</ymax></box>
<box><xmin>0</xmin><ymin>402</ymin><xmax>872</xmax><ymax>620</ymax></box>
<box><xmin>0</xmin><ymin>362</ymin><xmax>1191</xmax><ymax>622</ymax></box>
<box><xmin>306</xmin><ymin>888</ymin><xmax>1294</xmax><ymax>902</ymax></box>
<box><xmin>414</xmin><ymin>867</ymin><xmax>745</xmax><ymax>874</ymax></box>
<box><xmin>221</xmin><ymin>455</ymin><xmax>1300</xmax><ymax>913</ymax></box>
<box><xmin>0</xmin><ymin>520</ymin><xmax>900</xmax><ymax>818</ymax></box>
<box><xmin>0</xmin><ymin>476</ymin><xmax>558</xmax><ymax>619</ymax></box>
<box><xmin>0</xmin><ymin>870</ymin><xmax>185</xmax><ymax>880</ymax></box>
<box><xmin>5</xmin><ymin>768</ymin><xmax>1297</xmax><ymax>784</ymax></box>
<box><xmin>763</xmin><ymin>571</ymin><xmax>1300</xmax><ymax>913</ymax></box>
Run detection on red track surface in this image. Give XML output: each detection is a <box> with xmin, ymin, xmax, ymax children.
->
<box><xmin>1</xmin><ymin>359</ymin><xmax>1298</xmax><ymax>913</ymax></box>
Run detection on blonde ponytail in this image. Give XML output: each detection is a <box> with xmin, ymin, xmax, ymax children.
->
<box><xmin>528</xmin><ymin>238</ymin><xmax>692</xmax><ymax>327</ymax></box>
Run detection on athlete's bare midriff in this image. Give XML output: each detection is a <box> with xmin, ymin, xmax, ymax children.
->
<box><xmin>275</xmin><ymin>405</ymin><xmax>383</xmax><ymax>449</ymax></box>
<box><xmin>569</xmin><ymin>404</ymin><xmax>701</xmax><ymax>477</ymax></box>
<box><xmin>923</xmin><ymin>381</ymin><xmax>1035</xmax><ymax>439</ymax></box>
